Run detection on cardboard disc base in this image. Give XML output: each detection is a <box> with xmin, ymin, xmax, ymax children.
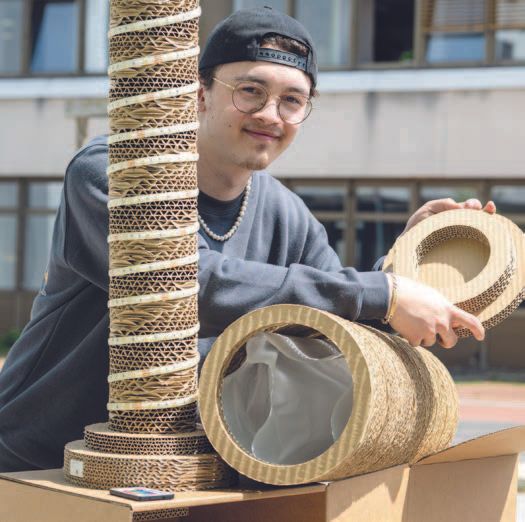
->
<box><xmin>64</xmin><ymin>440</ymin><xmax>237</xmax><ymax>491</ymax></box>
<box><xmin>84</xmin><ymin>422</ymin><xmax>213</xmax><ymax>455</ymax></box>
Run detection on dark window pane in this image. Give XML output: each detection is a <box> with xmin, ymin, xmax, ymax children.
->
<box><xmin>491</xmin><ymin>185</ymin><xmax>525</xmax><ymax>214</ymax></box>
<box><xmin>28</xmin><ymin>182</ymin><xmax>62</xmax><ymax>209</ymax></box>
<box><xmin>319</xmin><ymin>219</ymin><xmax>345</xmax><ymax>263</ymax></box>
<box><xmin>294</xmin><ymin>185</ymin><xmax>345</xmax><ymax>212</ymax></box>
<box><xmin>358</xmin><ymin>0</ymin><xmax>415</xmax><ymax>63</ymax></box>
<box><xmin>496</xmin><ymin>30</ymin><xmax>525</xmax><ymax>61</ymax></box>
<box><xmin>356</xmin><ymin>186</ymin><xmax>409</xmax><ymax>213</ymax></box>
<box><xmin>355</xmin><ymin>221</ymin><xmax>405</xmax><ymax>271</ymax></box>
<box><xmin>30</xmin><ymin>0</ymin><xmax>79</xmax><ymax>73</ymax></box>
<box><xmin>426</xmin><ymin>33</ymin><xmax>485</xmax><ymax>63</ymax></box>
<box><xmin>0</xmin><ymin>215</ymin><xmax>17</xmax><ymax>290</ymax></box>
<box><xmin>84</xmin><ymin>0</ymin><xmax>109</xmax><ymax>73</ymax></box>
<box><xmin>0</xmin><ymin>182</ymin><xmax>18</xmax><ymax>208</ymax></box>
<box><xmin>0</xmin><ymin>0</ymin><xmax>24</xmax><ymax>74</ymax></box>
<box><xmin>23</xmin><ymin>215</ymin><xmax>55</xmax><ymax>290</ymax></box>
<box><xmin>296</xmin><ymin>0</ymin><xmax>351</xmax><ymax>67</ymax></box>
<box><xmin>234</xmin><ymin>0</ymin><xmax>287</xmax><ymax>11</ymax></box>
<box><xmin>420</xmin><ymin>186</ymin><xmax>478</xmax><ymax>204</ymax></box>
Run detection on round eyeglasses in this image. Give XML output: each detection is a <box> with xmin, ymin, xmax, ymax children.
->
<box><xmin>213</xmin><ymin>77</ymin><xmax>313</xmax><ymax>125</ymax></box>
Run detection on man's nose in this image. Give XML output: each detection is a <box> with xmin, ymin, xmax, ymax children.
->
<box><xmin>252</xmin><ymin>99</ymin><xmax>282</xmax><ymax>123</ymax></box>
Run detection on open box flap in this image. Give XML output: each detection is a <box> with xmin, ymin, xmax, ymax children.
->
<box><xmin>0</xmin><ymin>469</ymin><xmax>326</xmax><ymax>511</ymax></box>
<box><xmin>415</xmin><ymin>425</ymin><xmax>525</xmax><ymax>466</ymax></box>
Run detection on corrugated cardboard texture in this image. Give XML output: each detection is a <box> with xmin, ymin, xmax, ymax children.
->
<box><xmin>2</xmin><ymin>428</ymin><xmax>524</xmax><ymax>521</ymax></box>
<box><xmin>406</xmin><ymin>455</ymin><xmax>518</xmax><ymax>522</ymax></box>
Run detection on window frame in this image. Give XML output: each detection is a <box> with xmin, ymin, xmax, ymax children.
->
<box><xmin>0</xmin><ymin>178</ymin><xmax>63</xmax><ymax>293</ymax></box>
<box><xmin>0</xmin><ymin>0</ymin><xmax>87</xmax><ymax>79</ymax></box>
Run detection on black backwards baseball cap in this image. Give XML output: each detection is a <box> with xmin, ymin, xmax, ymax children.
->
<box><xmin>199</xmin><ymin>6</ymin><xmax>318</xmax><ymax>87</ymax></box>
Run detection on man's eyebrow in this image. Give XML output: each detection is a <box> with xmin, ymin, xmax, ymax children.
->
<box><xmin>232</xmin><ymin>74</ymin><xmax>309</xmax><ymax>96</ymax></box>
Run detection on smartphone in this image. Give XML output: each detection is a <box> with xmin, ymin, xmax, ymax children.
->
<box><xmin>110</xmin><ymin>487</ymin><xmax>175</xmax><ymax>501</ymax></box>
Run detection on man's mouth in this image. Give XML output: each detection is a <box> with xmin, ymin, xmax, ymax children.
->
<box><xmin>243</xmin><ymin>128</ymin><xmax>281</xmax><ymax>141</ymax></box>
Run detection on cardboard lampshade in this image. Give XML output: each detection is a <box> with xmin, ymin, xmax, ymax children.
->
<box><xmin>383</xmin><ymin>209</ymin><xmax>525</xmax><ymax>337</ymax></box>
<box><xmin>199</xmin><ymin>304</ymin><xmax>458</xmax><ymax>486</ymax></box>
<box><xmin>64</xmin><ymin>0</ymin><xmax>235</xmax><ymax>490</ymax></box>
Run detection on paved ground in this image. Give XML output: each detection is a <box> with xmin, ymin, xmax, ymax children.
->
<box><xmin>455</xmin><ymin>382</ymin><xmax>525</xmax><ymax>521</ymax></box>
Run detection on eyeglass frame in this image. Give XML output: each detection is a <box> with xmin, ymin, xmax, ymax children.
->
<box><xmin>211</xmin><ymin>77</ymin><xmax>313</xmax><ymax>125</ymax></box>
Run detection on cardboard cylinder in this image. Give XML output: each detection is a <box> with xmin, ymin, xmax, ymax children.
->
<box><xmin>199</xmin><ymin>305</ymin><xmax>458</xmax><ymax>486</ymax></box>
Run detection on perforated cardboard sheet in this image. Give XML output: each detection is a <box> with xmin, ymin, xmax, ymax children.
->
<box><xmin>1</xmin><ymin>426</ymin><xmax>523</xmax><ymax>522</ymax></box>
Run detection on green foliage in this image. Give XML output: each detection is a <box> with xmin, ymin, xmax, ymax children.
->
<box><xmin>0</xmin><ymin>329</ymin><xmax>21</xmax><ymax>357</ymax></box>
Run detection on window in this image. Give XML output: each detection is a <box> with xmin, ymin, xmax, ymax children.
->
<box><xmin>295</xmin><ymin>0</ymin><xmax>351</xmax><ymax>67</ymax></box>
<box><xmin>84</xmin><ymin>0</ymin><xmax>109</xmax><ymax>73</ymax></box>
<box><xmin>23</xmin><ymin>182</ymin><xmax>63</xmax><ymax>290</ymax></box>
<box><xmin>0</xmin><ymin>0</ymin><xmax>111</xmax><ymax>77</ymax></box>
<box><xmin>420</xmin><ymin>185</ymin><xmax>478</xmax><ymax>204</ymax></box>
<box><xmin>357</xmin><ymin>0</ymin><xmax>415</xmax><ymax>64</ymax></box>
<box><xmin>356</xmin><ymin>186</ymin><xmax>410</xmax><ymax>213</ymax></box>
<box><xmin>30</xmin><ymin>0</ymin><xmax>80</xmax><ymax>73</ymax></box>
<box><xmin>355</xmin><ymin>220</ymin><xmax>406</xmax><ymax>271</ymax></box>
<box><xmin>233</xmin><ymin>0</ymin><xmax>352</xmax><ymax>68</ymax></box>
<box><xmin>491</xmin><ymin>185</ymin><xmax>525</xmax><ymax>215</ymax></box>
<box><xmin>495</xmin><ymin>0</ymin><xmax>525</xmax><ymax>61</ymax></box>
<box><xmin>423</xmin><ymin>0</ymin><xmax>486</xmax><ymax>63</ymax></box>
<box><xmin>0</xmin><ymin>0</ymin><xmax>24</xmax><ymax>74</ymax></box>
<box><xmin>0</xmin><ymin>182</ymin><xmax>18</xmax><ymax>290</ymax></box>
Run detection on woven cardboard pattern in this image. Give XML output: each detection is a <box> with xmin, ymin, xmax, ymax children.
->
<box><xmin>110</xmin><ymin>235</ymin><xmax>197</xmax><ymax>269</ymax></box>
<box><xmin>199</xmin><ymin>304</ymin><xmax>459</xmax><ymax>486</ymax></box>
<box><xmin>109</xmin><ymin>198</ymin><xmax>197</xmax><ymax>234</ymax></box>
<box><xmin>109</xmin><ymin>58</ymin><xmax>198</xmax><ymax>102</ymax></box>
<box><xmin>64</xmin><ymin>441</ymin><xmax>236</xmax><ymax>491</ymax></box>
<box><xmin>109</xmin><ymin>403</ymin><xmax>198</xmax><ymax>434</ymax></box>
<box><xmin>133</xmin><ymin>508</ymin><xmax>189</xmax><ymax>521</ymax></box>
<box><xmin>63</xmin><ymin>0</ymin><xmax>235</xmax><ymax>492</ymax></box>
<box><xmin>110</xmin><ymin>266</ymin><xmax>198</xmax><ymax>299</ymax></box>
<box><xmin>110</xmin><ymin>338</ymin><xmax>198</xmax><ymax>373</ymax></box>
<box><xmin>109</xmin><ymin>133</ymin><xmax>197</xmax><ymax>163</ymax></box>
<box><xmin>110</xmin><ymin>0</ymin><xmax>199</xmax><ymax>27</ymax></box>
<box><xmin>109</xmin><ymin>163</ymin><xmax>197</xmax><ymax>197</ymax></box>
<box><xmin>109</xmin><ymin>295</ymin><xmax>198</xmax><ymax>337</ymax></box>
<box><xmin>85</xmin><ymin>424</ymin><xmax>213</xmax><ymax>455</ymax></box>
<box><xmin>110</xmin><ymin>21</ymin><xmax>199</xmax><ymax>62</ymax></box>
<box><xmin>109</xmin><ymin>367</ymin><xmax>198</xmax><ymax>403</ymax></box>
<box><xmin>384</xmin><ymin>210</ymin><xmax>525</xmax><ymax>337</ymax></box>
<box><xmin>110</xmin><ymin>95</ymin><xmax>197</xmax><ymax>134</ymax></box>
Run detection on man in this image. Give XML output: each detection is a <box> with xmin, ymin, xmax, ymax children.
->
<box><xmin>0</xmin><ymin>7</ymin><xmax>494</xmax><ymax>472</ymax></box>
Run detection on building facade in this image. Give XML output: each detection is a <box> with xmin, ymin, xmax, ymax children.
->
<box><xmin>1</xmin><ymin>0</ymin><xmax>524</xmax><ymax>369</ymax></box>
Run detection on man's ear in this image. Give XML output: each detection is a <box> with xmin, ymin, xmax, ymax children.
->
<box><xmin>197</xmin><ymin>84</ymin><xmax>207</xmax><ymax>112</ymax></box>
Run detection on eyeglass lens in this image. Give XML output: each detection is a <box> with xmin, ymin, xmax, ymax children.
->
<box><xmin>232</xmin><ymin>82</ymin><xmax>311</xmax><ymax>124</ymax></box>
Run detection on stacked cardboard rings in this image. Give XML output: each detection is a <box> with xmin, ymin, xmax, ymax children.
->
<box><xmin>64</xmin><ymin>0</ymin><xmax>236</xmax><ymax>491</ymax></box>
<box><xmin>199</xmin><ymin>304</ymin><xmax>458</xmax><ymax>486</ymax></box>
<box><xmin>383</xmin><ymin>210</ymin><xmax>525</xmax><ymax>337</ymax></box>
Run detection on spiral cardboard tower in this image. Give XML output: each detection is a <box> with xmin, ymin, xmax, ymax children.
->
<box><xmin>63</xmin><ymin>0</ymin><xmax>236</xmax><ymax>491</ymax></box>
<box><xmin>382</xmin><ymin>209</ymin><xmax>525</xmax><ymax>337</ymax></box>
<box><xmin>199</xmin><ymin>304</ymin><xmax>459</xmax><ymax>486</ymax></box>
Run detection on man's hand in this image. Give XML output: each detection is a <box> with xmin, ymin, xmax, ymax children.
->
<box><xmin>387</xmin><ymin>275</ymin><xmax>485</xmax><ymax>349</ymax></box>
<box><xmin>403</xmin><ymin>198</ymin><xmax>496</xmax><ymax>235</ymax></box>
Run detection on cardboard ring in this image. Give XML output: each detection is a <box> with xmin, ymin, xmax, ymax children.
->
<box><xmin>383</xmin><ymin>211</ymin><xmax>525</xmax><ymax>335</ymax></box>
<box><xmin>388</xmin><ymin>210</ymin><xmax>515</xmax><ymax>312</ymax></box>
<box><xmin>199</xmin><ymin>305</ymin><xmax>371</xmax><ymax>486</ymax></box>
<box><xmin>199</xmin><ymin>304</ymin><xmax>458</xmax><ymax>485</ymax></box>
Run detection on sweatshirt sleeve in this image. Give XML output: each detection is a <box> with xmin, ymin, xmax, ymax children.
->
<box><xmin>63</xmin><ymin>143</ymin><xmax>110</xmax><ymax>292</ymax></box>
<box><xmin>197</xmin><ymin>234</ymin><xmax>389</xmax><ymax>339</ymax></box>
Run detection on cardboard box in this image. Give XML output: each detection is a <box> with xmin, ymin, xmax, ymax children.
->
<box><xmin>1</xmin><ymin>426</ymin><xmax>524</xmax><ymax>522</ymax></box>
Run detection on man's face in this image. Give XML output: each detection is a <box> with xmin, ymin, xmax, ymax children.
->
<box><xmin>198</xmin><ymin>58</ymin><xmax>312</xmax><ymax>172</ymax></box>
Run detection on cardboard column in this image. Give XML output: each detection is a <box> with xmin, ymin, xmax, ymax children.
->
<box><xmin>63</xmin><ymin>0</ymin><xmax>236</xmax><ymax>490</ymax></box>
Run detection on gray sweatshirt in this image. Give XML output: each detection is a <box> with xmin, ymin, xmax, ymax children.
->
<box><xmin>0</xmin><ymin>135</ymin><xmax>389</xmax><ymax>471</ymax></box>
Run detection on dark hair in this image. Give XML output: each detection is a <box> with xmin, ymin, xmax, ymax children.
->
<box><xmin>199</xmin><ymin>33</ymin><xmax>318</xmax><ymax>98</ymax></box>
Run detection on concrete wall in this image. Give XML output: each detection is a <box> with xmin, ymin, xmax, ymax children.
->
<box><xmin>1</xmin><ymin>86</ymin><xmax>524</xmax><ymax>179</ymax></box>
